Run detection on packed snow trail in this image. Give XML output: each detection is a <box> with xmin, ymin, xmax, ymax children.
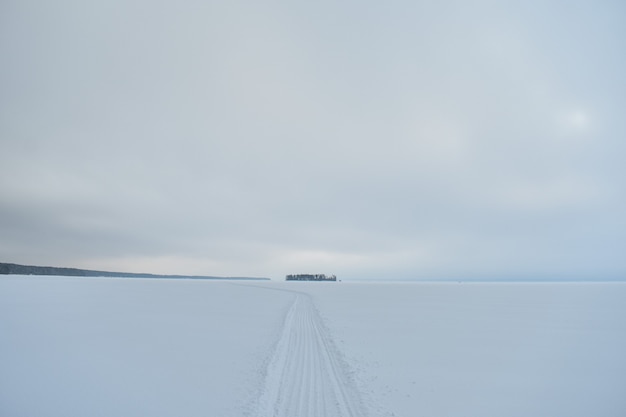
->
<box><xmin>257</xmin><ymin>294</ymin><xmax>366</xmax><ymax>417</ymax></box>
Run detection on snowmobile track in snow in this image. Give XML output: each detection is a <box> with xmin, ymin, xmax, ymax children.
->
<box><xmin>257</xmin><ymin>294</ymin><xmax>366</xmax><ymax>417</ymax></box>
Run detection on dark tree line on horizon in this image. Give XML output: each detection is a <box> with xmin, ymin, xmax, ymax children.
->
<box><xmin>0</xmin><ymin>262</ymin><xmax>269</xmax><ymax>281</ymax></box>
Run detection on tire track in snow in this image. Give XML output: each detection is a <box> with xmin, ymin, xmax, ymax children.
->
<box><xmin>257</xmin><ymin>294</ymin><xmax>366</xmax><ymax>417</ymax></box>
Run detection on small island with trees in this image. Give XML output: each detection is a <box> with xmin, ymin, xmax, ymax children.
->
<box><xmin>285</xmin><ymin>274</ymin><xmax>337</xmax><ymax>281</ymax></box>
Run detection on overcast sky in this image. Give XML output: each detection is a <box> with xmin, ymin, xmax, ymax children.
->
<box><xmin>1</xmin><ymin>0</ymin><xmax>625</xmax><ymax>280</ymax></box>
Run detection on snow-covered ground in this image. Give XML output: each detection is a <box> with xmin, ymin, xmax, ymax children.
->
<box><xmin>2</xmin><ymin>276</ymin><xmax>626</xmax><ymax>417</ymax></box>
<box><xmin>0</xmin><ymin>277</ymin><xmax>294</xmax><ymax>417</ymax></box>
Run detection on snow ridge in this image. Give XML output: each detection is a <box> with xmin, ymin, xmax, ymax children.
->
<box><xmin>257</xmin><ymin>294</ymin><xmax>366</xmax><ymax>417</ymax></box>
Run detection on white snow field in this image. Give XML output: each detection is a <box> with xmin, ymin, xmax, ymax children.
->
<box><xmin>2</xmin><ymin>277</ymin><xmax>626</xmax><ymax>417</ymax></box>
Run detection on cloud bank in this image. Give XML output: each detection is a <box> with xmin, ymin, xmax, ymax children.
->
<box><xmin>2</xmin><ymin>0</ymin><xmax>625</xmax><ymax>279</ymax></box>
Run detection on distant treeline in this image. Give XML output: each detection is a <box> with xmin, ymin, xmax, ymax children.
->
<box><xmin>286</xmin><ymin>274</ymin><xmax>337</xmax><ymax>281</ymax></box>
<box><xmin>0</xmin><ymin>262</ymin><xmax>269</xmax><ymax>281</ymax></box>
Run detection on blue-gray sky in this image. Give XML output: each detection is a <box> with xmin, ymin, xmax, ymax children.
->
<box><xmin>1</xmin><ymin>0</ymin><xmax>625</xmax><ymax>280</ymax></box>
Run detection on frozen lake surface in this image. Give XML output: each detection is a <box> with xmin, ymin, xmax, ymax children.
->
<box><xmin>2</xmin><ymin>276</ymin><xmax>626</xmax><ymax>416</ymax></box>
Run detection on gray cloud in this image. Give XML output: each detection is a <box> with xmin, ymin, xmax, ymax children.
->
<box><xmin>1</xmin><ymin>0</ymin><xmax>625</xmax><ymax>279</ymax></box>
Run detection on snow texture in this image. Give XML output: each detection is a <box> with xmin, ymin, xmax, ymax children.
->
<box><xmin>2</xmin><ymin>276</ymin><xmax>626</xmax><ymax>417</ymax></box>
<box><xmin>256</xmin><ymin>293</ymin><xmax>366</xmax><ymax>417</ymax></box>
